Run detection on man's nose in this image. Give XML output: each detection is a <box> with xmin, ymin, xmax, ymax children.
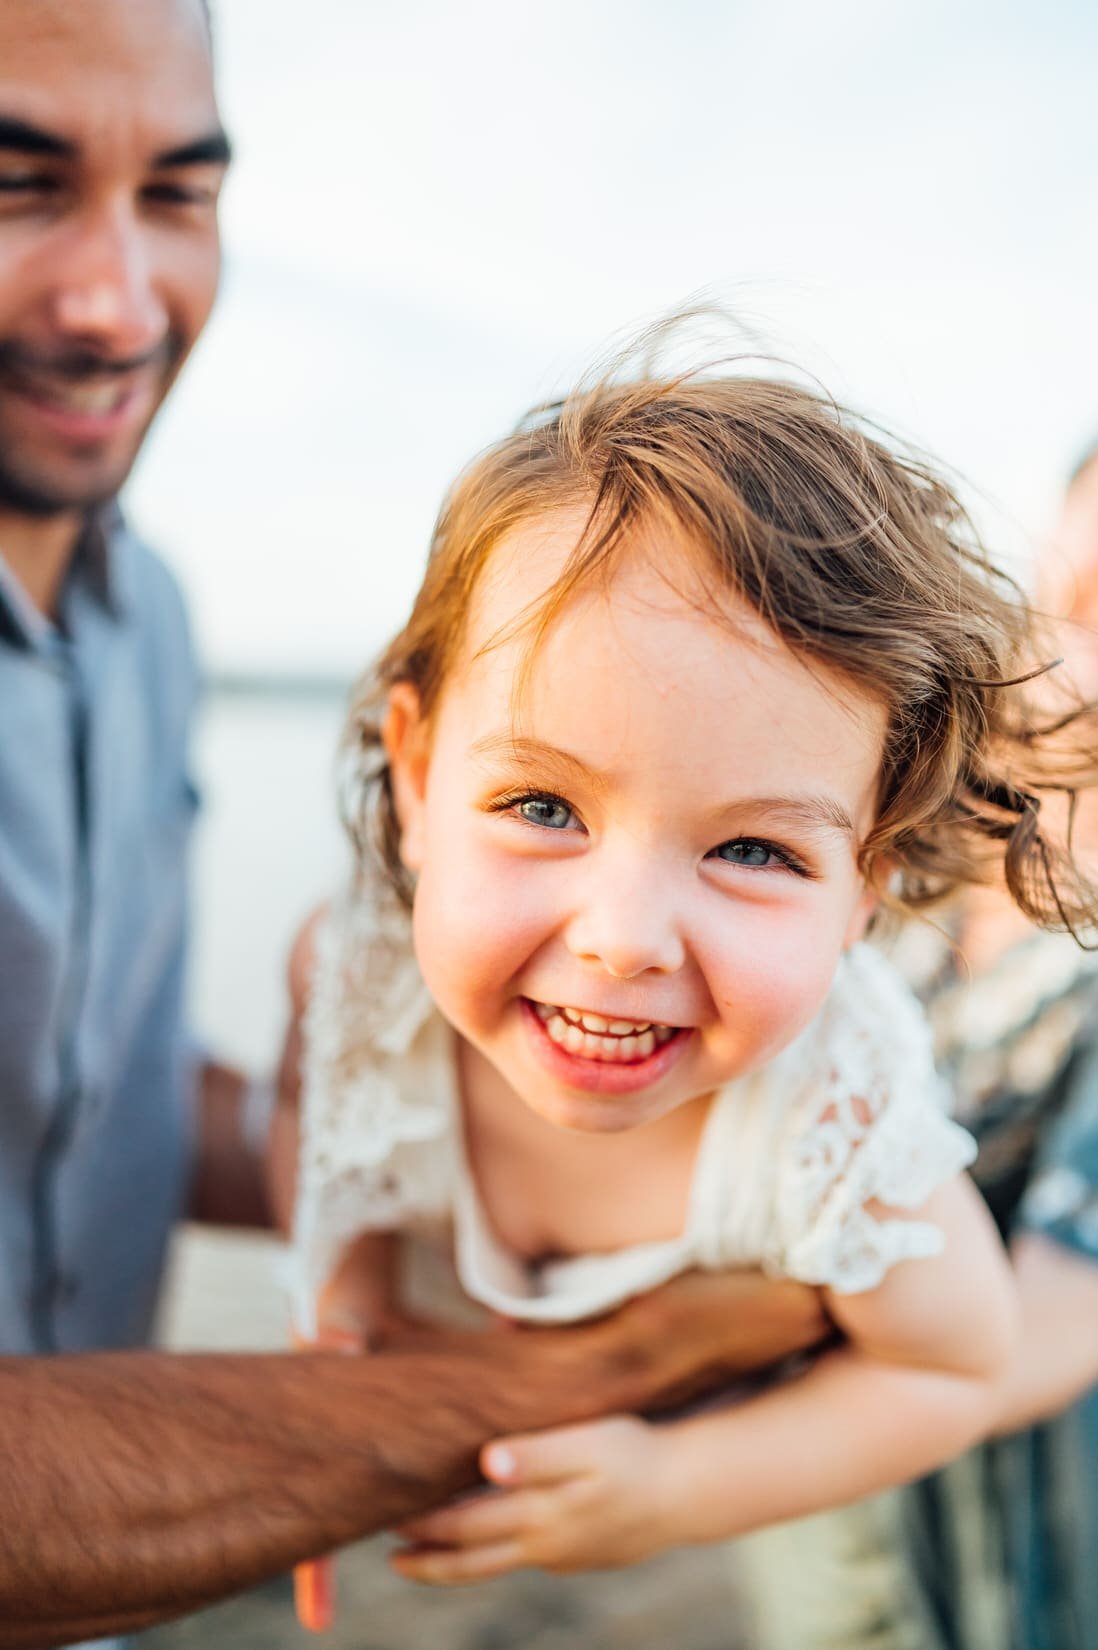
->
<box><xmin>50</xmin><ymin>201</ymin><xmax>166</xmax><ymax>357</ymax></box>
<box><xmin>565</xmin><ymin>860</ymin><xmax>687</xmax><ymax>980</ymax></box>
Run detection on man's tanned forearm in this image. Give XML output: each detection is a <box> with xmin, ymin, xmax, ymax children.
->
<box><xmin>2</xmin><ymin>1347</ymin><xmax>574</xmax><ymax>1644</ymax></box>
<box><xmin>0</xmin><ymin>1338</ymin><xmax>663</xmax><ymax>1644</ymax></box>
<box><xmin>0</xmin><ymin>1274</ymin><xmax>827</xmax><ymax>1647</ymax></box>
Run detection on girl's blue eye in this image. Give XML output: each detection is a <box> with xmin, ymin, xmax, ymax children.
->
<box><xmin>712</xmin><ymin>839</ymin><xmax>779</xmax><ymax>867</ymax></box>
<box><xmin>517</xmin><ymin>795</ymin><xmax>574</xmax><ymax>830</ymax></box>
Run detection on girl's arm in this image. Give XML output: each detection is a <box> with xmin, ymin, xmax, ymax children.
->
<box><xmin>392</xmin><ymin>1174</ymin><xmax>1018</xmax><ymax>1580</ymax></box>
<box><xmin>663</xmin><ymin>1174</ymin><xmax>1018</xmax><ymax>1538</ymax></box>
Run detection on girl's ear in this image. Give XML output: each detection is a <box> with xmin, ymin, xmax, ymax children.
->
<box><xmin>382</xmin><ymin>683</ymin><xmax>430</xmax><ymax>873</ymax></box>
<box><xmin>843</xmin><ymin>880</ymin><xmax>879</xmax><ymax>948</ymax></box>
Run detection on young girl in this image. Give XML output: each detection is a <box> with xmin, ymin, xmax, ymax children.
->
<box><xmin>277</xmin><ymin>347</ymin><xmax>1098</xmax><ymax>1600</ymax></box>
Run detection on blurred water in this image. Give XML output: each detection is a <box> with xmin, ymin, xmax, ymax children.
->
<box><xmin>189</xmin><ymin>686</ymin><xmax>352</xmax><ymax>1072</ymax></box>
<box><xmin>160</xmin><ymin>687</ymin><xmax>351</xmax><ymax>1357</ymax></box>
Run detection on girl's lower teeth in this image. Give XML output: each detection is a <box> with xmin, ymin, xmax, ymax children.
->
<box><xmin>542</xmin><ymin>1012</ymin><xmax>676</xmax><ymax>1062</ymax></box>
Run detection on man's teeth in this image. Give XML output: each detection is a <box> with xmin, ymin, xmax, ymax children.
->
<box><xmin>532</xmin><ymin>1000</ymin><xmax>677</xmax><ymax>1062</ymax></box>
<box><xmin>34</xmin><ymin>381</ymin><xmax>130</xmax><ymax>415</ymax></box>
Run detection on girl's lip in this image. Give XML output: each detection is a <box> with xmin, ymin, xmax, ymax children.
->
<box><xmin>520</xmin><ymin>997</ymin><xmax>692</xmax><ymax>1095</ymax></box>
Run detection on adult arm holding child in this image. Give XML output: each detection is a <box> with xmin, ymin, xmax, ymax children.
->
<box><xmin>392</xmin><ymin>1174</ymin><xmax>1018</xmax><ymax>1581</ymax></box>
<box><xmin>0</xmin><ymin>1271</ymin><xmax>828</xmax><ymax>1649</ymax></box>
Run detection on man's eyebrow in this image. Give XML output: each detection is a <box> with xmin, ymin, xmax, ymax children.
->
<box><xmin>0</xmin><ymin>115</ymin><xmax>74</xmax><ymax>159</ymax></box>
<box><xmin>153</xmin><ymin>129</ymin><xmax>233</xmax><ymax>169</ymax></box>
<box><xmin>0</xmin><ymin>116</ymin><xmax>232</xmax><ymax>170</ymax></box>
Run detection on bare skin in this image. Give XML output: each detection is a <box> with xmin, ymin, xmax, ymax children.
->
<box><xmin>0</xmin><ymin>1273</ymin><xmax>829</xmax><ymax>1647</ymax></box>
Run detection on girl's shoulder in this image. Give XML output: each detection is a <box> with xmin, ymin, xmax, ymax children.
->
<box><xmin>742</xmin><ymin>941</ymin><xmax>941</xmax><ymax>1122</ymax></box>
<box><xmin>811</xmin><ymin>939</ymin><xmax>941</xmax><ymax>1085</ymax></box>
<box><xmin>292</xmin><ymin>878</ymin><xmax>458</xmax><ymax>1321</ymax></box>
<box><xmin>750</xmin><ymin>943</ymin><xmax>978</xmax><ymax>1294</ymax></box>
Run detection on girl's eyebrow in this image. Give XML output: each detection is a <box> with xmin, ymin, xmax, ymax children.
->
<box><xmin>725</xmin><ymin>796</ymin><xmax>857</xmax><ymax>839</ymax></box>
<box><xmin>470</xmin><ymin>732</ymin><xmax>597</xmax><ymax>785</ymax></box>
<box><xmin>469</xmin><ymin>732</ymin><xmax>856</xmax><ymax>837</ymax></box>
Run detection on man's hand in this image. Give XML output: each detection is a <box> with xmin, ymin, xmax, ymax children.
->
<box><xmin>599</xmin><ymin>1269</ymin><xmax>831</xmax><ymax>1412</ymax></box>
<box><xmin>383</xmin><ymin>1270</ymin><xmax>831</xmax><ymax>1586</ymax></box>
<box><xmin>392</xmin><ymin>1414</ymin><xmax>680</xmax><ymax>1583</ymax></box>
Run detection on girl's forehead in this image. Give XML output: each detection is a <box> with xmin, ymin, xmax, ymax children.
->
<box><xmin>470</xmin><ymin>505</ymin><xmax>598</xmax><ymax>630</ymax></box>
<box><xmin>467</xmin><ymin>505</ymin><xmax>732</xmax><ymax>655</ymax></box>
<box><xmin>440</xmin><ymin>524</ymin><xmax>887</xmax><ymax>839</ymax></box>
<box><xmin>456</xmin><ymin>509</ymin><xmax>888</xmax><ymax>759</ymax></box>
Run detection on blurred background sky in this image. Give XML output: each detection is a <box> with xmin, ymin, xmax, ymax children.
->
<box><xmin>128</xmin><ymin>0</ymin><xmax>1098</xmax><ymax>680</ymax></box>
<box><xmin>120</xmin><ymin>0</ymin><xmax>1098</xmax><ymax>1067</ymax></box>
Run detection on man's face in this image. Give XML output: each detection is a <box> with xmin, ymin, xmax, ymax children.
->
<box><xmin>0</xmin><ymin>0</ymin><xmax>227</xmax><ymax>516</ymax></box>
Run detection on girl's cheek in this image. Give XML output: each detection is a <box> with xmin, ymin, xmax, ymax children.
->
<box><xmin>701</xmin><ymin>909</ymin><xmax>841</xmax><ymax>1056</ymax></box>
<box><xmin>412</xmin><ymin>849</ymin><xmax>555</xmax><ymax>1024</ymax></box>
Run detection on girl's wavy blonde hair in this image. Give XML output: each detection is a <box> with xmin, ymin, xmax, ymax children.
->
<box><xmin>344</xmin><ymin>345</ymin><xmax>1098</xmax><ymax>941</ymax></box>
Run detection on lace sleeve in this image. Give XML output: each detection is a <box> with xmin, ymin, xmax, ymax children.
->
<box><xmin>766</xmin><ymin>944</ymin><xmax>977</xmax><ymax>1295</ymax></box>
<box><xmin>291</xmin><ymin>877</ymin><xmax>456</xmax><ymax>1333</ymax></box>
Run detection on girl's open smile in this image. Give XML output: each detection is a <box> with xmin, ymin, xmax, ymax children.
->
<box><xmin>522</xmin><ymin>997</ymin><xmax>690</xmax><ymax>1094</ymax></box>
<box><xmin>530</xmin><ymin>998</ymin><xmax>681</xmax><ymax>1059</ymax></box>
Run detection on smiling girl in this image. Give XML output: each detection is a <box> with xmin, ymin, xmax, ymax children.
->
<box><xmin>276</xmin><ymin>342</ymin><xmax>1098</xmax><ymax>1597</ymax></box>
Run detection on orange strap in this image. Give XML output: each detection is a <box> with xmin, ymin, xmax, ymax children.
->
<box><xmin>290</xmin><ymin>1324</ymin><xmax>357</xmax><ymax>1631</ymax></box>
<box><xmin>294</xmin><ymin>1556</ymin><xmax>335</xmax><ymax>1633</ymax></box>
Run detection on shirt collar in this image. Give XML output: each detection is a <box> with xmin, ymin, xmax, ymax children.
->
<box><xmin>0</xmin><ymin>502</ymin><xmax>130</xmax><ymax>647</ymax></box>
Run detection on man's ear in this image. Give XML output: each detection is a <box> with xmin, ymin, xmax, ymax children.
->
<box><xmin>382</xmin><ymin>683</ymin><xmax>430</xmax><ymax>873</ymax></box>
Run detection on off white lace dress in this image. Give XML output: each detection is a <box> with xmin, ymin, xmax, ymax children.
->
<box><xmin>291</xmin><ymin>879</ymin><xmax>976</xmax><ymax>1339</ymax></box>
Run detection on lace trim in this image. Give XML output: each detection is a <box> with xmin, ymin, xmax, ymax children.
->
<box><xmin>292</xmin><ymin>878</ymin><xmax>452</xmax><ymax>1323</ymax></box>
<box><xmin>767</xmin><ymin>946</ymin><xmax>977</xmax><ymax>1294</ymax></box>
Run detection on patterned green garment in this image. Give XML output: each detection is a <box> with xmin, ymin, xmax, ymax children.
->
<box><xmin>734</xmin><ymin>929</ymin><xmax>1098</xmax><ymax>1650</ymax></box>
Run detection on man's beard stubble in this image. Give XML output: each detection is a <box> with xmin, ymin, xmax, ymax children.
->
<box><xmin>0</xmin><ymin>337</ymin><xmax>177</xmax><ymax>518</ymax></box>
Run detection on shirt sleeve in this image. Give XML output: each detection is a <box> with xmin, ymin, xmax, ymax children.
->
<box><xmin>1017</xmin><ymin>1029</ymin><xmax>1098</xmax><ymax>1263</ymax></box>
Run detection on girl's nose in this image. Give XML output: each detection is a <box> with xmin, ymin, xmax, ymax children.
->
<box><xmin>564</xmin><ymin>870</ymin><xmax>686</xmax><ymax>979</ymax></box>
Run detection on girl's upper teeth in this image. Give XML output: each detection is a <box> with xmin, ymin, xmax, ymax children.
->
<box><xmin>579</xmin><ymin>1010</ymin><xmax>650</xmax><ymax>1035</ymax></box>
<box><xmin>535</xmin><ymin>1002</ymin><xmax>662</xmax><ymax>1035</ymax></box>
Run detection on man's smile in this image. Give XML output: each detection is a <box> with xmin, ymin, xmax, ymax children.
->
<box><xmin>0</xmin><ymin>344</ymin><xmax>169</xmax><ymax>446</ymax></box>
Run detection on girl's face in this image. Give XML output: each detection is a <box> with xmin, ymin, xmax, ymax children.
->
<box><xmin>386</xmin><ymin>508</ymin><xmax>886</xmax><ymax>1134</ymax></box>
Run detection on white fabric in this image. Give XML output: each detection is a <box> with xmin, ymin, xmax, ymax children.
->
<box><xmin>292</xmin><ymin>880</ymin><xmax>975</xmax><ymax>1332</ymax></box>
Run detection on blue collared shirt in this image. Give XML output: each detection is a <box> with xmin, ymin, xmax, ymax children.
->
<box><xmin>0</xmin><ymin>510</ymin><xmax>198</xmax><ymax>1353</ymax></box>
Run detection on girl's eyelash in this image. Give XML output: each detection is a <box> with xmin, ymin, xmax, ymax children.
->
<box><xmin>711</xmin><ymin>837</ymin><xmax>815</xmax><ymax>877</ymax></box>
<box><xmin>487</xmin><ymin>787</ymin><xmax>575</xmax><ymax>816</ymax></box>
<box><xmin>485</xmin><ymin>800</ymin><xmax>813</xmax><ymax>877</ymax></box>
